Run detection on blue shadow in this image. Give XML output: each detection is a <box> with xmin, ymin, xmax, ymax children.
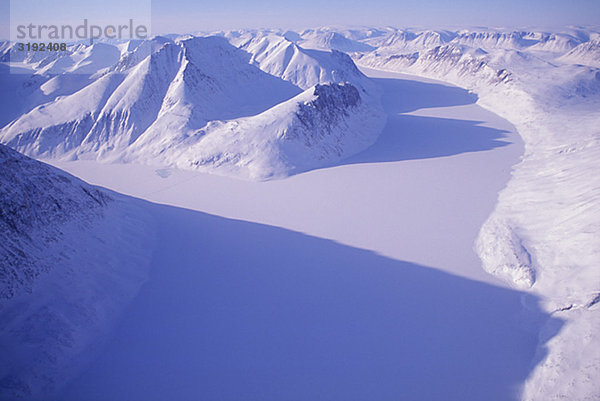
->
<box><xmin>342</xmin><ymin>77</ymin><xmax>511</xmax><ymax>166</ymax></box>
<box><xmin>59</xmin><ymin>202</ymin><xmax>561</xmax><ymax>401</ymax></box>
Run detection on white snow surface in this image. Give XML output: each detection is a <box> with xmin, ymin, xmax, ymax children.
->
<box><xmin>1</xmin><ymin>83</ymin><xmax>546</xmax><ymax>400</ymax></box>
<box><xmin>0</xmin><ymin>35</ymin><xmax>385</xmax><ymax>180</ymax></box>
<box><xmin>51</xmin><ymin>68</ymin><xmax>521</xmax><ymax>283</ymax></box>
<box><xmin>345</xmin><ymin>25</ymin><xmax>600</xmax><ymax>401</ymax></box>
<box><xmin>1</xmin><ymin>25</ymin><xmax>599</xmax><ymax>401</ymax></box>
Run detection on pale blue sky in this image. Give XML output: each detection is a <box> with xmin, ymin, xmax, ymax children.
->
<box><xmin>2</xmin><ymin>0</ymin><xmax>599</xmax><ymax>38</ymax></box>
<box><xmin>151</xmin><ymin>0</ymin><xmax>600</xmax><ymax>32</ymax></box>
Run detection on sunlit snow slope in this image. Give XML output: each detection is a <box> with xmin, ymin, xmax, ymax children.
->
<box><xmin>0</xmin><ymin>36</ymin><xmax>385</xmax><ymax>180</ymax></box>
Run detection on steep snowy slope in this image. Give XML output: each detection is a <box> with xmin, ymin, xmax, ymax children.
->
<box><xmin>558</xmin><ymin>38</ymin><xmax>600</xmax><ymax>68</ymax></box>
<box><xmin>0</xmin><ymin>145</ymin><xmax>154</xmax><ymax>401</ymax></box>
<box><xmin>0</xmin><ymin>145</ymin><xmax>110</xmax><ymax>300</ymax></box>
<box><xmin>0</xmin><ymin>37</ymin><xmax>300</xmax><ymax>157</ymax></box>
<box><xmin>231</xmin><ymin>33</ymin><xmax>371</xmax><ymax>90</ymax></box>
<box><xmin>1</xmin><ymin>35</ymin><xmax>385</xmax><ymax>180</ymax></box>
<box><xmin>140</xmin><ymin>82</ymin><xmax>385</xmax><ymax>179</ymax></box>
<box><xmin>0</xmin><ymin>38</ymin><xmax>173</xmax><ymax>131</ymax></box>
<box><xmin>473</xmin><ymin>69</ymin><xmax>600</xmax><ymax>401</ymax></box>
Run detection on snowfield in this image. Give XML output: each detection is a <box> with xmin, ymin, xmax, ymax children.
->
<box><xmin>1</xmin><ymin>25</ymin><xmax>599</xmax><ymax>401</ymax></box>
<box><xmin>1</xmin><ymin>144</ymin><xmax>552</xmax><ymax>401</ymax></box>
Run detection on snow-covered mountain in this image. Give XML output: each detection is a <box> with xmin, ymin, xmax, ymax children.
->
<box><xmin>0</xmin><ymin>35</ymin><xmax>385</xmax><ymax>180</ymax></box>
<box><xmin>1</xmin><ymin>24</ymin><xmax>599</xmax><ymax>401</ymax></box>
<box><xmin>322</xmin><ymin>25</ymin><xmax>600</xmax><ymax>401</ymax></box>
<box><xmin>0</xmin><ymin>144</ymin><xmax>154</xmax><ymax>401</ymax></box>
<box><xmin>296</xmin><ymin>29</ymin><xmax>375</xmax><ymax>52</ymax></box>
<box><xmin>559</xmin><ymin>38</ymin><xmax>600</xmax><ymax>68</ymax></box>
<box><xmin>527</xmin><ymin>33</ymin><xmax>581</xmax><ymax>53</ymax></box>
<box><xmin>206</xmin><ymin>24</ymin><xmax>599</xmax><ymax>401</ymax></box>
<box><xmin>356</xmin><ymin>43</ymin><xmax>512</xmax><ymax>86</ymax></box>
<box><xmin>157</xmin><ymin>82</ymin><xmax>383</xmax><ymax>179</ymax></box>
<box><xmin>229</xmin><ymin>32</ymin><xmax>372</xmax><ymax>90</ymax></box>
<box><xmin>451</xmin><ymin>30</ymin><xmax>538</xmax><ymax>50</ymax></box>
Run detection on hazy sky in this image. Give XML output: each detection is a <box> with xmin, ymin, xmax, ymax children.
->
<box><xmin>151</xmin><ymin>0</ymin><xmax>600</xmax><ymax>32</ymax></box>
<box><xmin>2</xmin><ymin>0</ymin><xmax>599</xmax><ymax>38</ymax></box>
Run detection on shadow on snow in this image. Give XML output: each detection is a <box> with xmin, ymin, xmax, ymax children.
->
<box><xmin>342</xmin><ymin>77</ymin><xmax>510</xmax><ymax>166</ymax></box>
<box><xmin>60</xmin><ymin>202</ymin><xmax>561</xmax><ymax>401</ymax></box>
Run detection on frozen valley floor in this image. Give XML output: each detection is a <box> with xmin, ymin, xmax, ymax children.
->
<box><xmin>51</xmin><ymin>70</ymin><xmax>558</xmax><ymax>400</ymax></box>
